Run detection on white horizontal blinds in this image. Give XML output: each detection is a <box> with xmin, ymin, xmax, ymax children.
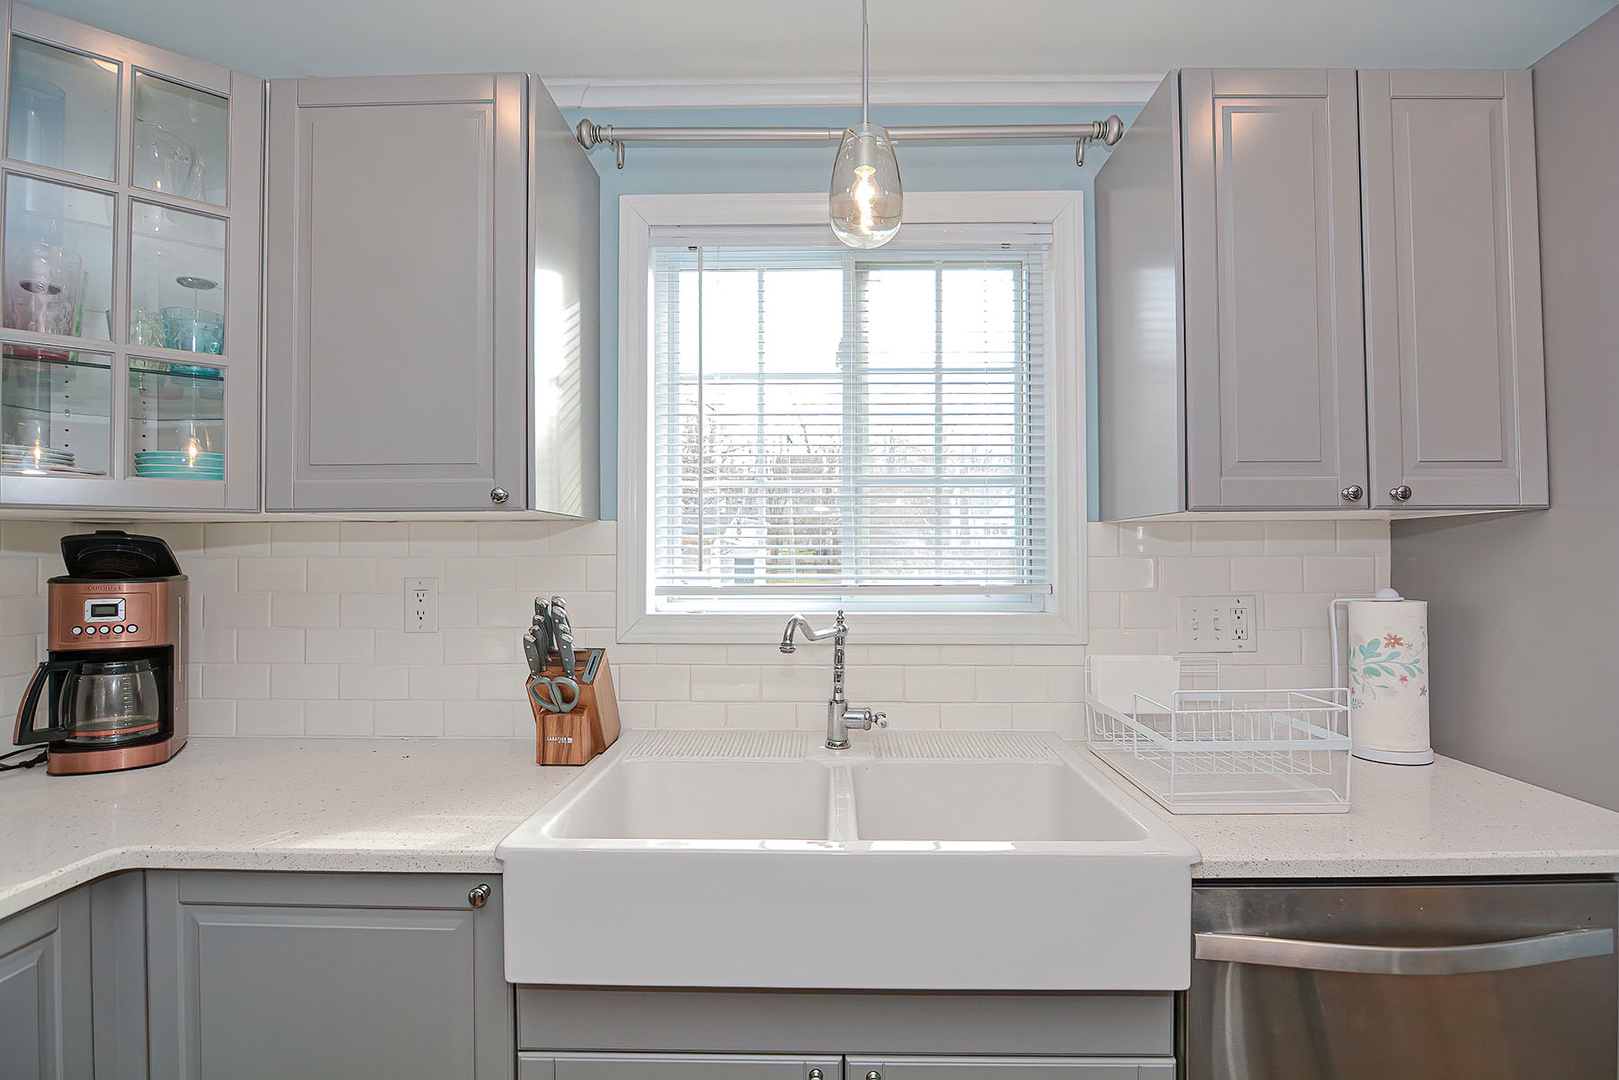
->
<box><xmin>649</xmin><ymin>226</ymin><xmax>1050</xmax><ymax>611</ymax></box>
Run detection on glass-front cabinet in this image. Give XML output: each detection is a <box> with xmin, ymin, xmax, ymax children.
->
<box><xmin>0</xmin><ymin>3</ymin><xmax>262</xmax><ymax>510</ymax></box>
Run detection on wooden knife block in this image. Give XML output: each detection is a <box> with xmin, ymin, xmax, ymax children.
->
<box><xmin>528</xmin><ymin>649</ymin><xmax>621</xmax><ymax>766</ymax></box>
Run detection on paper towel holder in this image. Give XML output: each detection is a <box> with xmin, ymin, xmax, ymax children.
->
<box><xmin>1329</xmin><ymin>589</ymin><xmax>1435</xmax><ymax>766</ymax></box>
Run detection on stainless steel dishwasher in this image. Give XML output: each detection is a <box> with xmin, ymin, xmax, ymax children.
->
<box><xmin>1185</xmin><ymin>879</ymin><xmax>1617</xmax><ymax>1079</ymax></box>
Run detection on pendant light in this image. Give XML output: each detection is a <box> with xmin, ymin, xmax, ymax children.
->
<box><xmin>829</xmin><ymin>0</ymin><xmax>901</xmax><ymax>248</ymax></box>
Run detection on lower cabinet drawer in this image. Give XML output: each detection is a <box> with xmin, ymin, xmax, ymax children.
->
<box><xmin>519</xmin><ymin>1053</ymin><xmax>841</xmax><ymax>1079</ymax></box>
<box><xmin>519</xmin><ymin>1056</ymin><xmax>1175</xmax><ymax>1080</ymax></box>
<box><xmin>845</xmin><ymin>1059</ymin><xmax>1175</xmax><ymax>1079</ymax></box>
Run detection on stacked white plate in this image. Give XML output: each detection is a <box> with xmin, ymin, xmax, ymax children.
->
<box><xmin>3</xmin><ymin>441</ymin><xmax>74</xmax><ymax>468</ymax></box>
<box><xmin>0</xmin><ymin>442</ymin><xmax>104</xmax><ymax>477</ymax></box>
<box><xmin>134</xmin><ymin>450</ymin><xmax>224</xmax><ymax>480</ymax></box>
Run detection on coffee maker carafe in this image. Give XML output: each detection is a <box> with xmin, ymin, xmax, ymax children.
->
<box><xmin>13</xmin><ymin>530</ymin><xmax>188</xmax><ymax>775</ymax></box>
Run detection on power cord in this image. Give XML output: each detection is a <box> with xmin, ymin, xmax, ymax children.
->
<box><xmin>0</xmin><ymin>745</ymin><xmax>47</xmax><ymax>771</ymax></box>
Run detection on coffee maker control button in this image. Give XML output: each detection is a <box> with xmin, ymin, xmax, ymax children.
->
<box><xmin>127</xmin><ymin>624</ymin><xmax>137</xmax><ymax>634</ymax></box>
<box><xmin>71</xmin><ymin>626</ymin><xmax>82</xmax><ymax>636</ymax></box>
<box><xmin>98</xmin><ymin>625</ymin><xmax>110</xmax><ymax>634</ymax></box>
<box><xmin>112</xmin><ymin>625</ymin><xmax>124</xmax><ymax>633</ymax></box>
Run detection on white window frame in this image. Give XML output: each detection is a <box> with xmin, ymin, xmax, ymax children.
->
<box><xmin>617</xmin><ymin>191</ymin><xmax>1087</xmax><ymax>645</ymax></box>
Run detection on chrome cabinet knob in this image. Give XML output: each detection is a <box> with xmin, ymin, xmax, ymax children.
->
<box><xmin>866</xmin><ymin>1072</ymin><xmax>882</xmax><ymax>1080</ymax></box>
<box><xmin>808</xmin><ymin>1071</ymin><xmax>824</xmax><ymax>1080</ymax></box>
<box><xmin>490</xmin><ymin>487</ymin><xmax>510</xmax><ymax>504</ymax></box>
<box><xmin>1390</xmin><ymin>485</ymin><xmax>1413</xmax><ymax>502</ymax></box>
<box><xmin>468</xmin><ymin>883</ymin><xmax>492</xmax><ymax>909</ymax></box>
<box><xmin>1340</xmin><ymin>484</ymin><xmax>1364</xmax><ymax>502</ymax></box>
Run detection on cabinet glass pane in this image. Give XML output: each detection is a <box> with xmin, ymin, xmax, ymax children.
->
<box><xmin>6</xmin><ymin>37</ymin><xmax>118</xmax><ymax>181</ymax></box>
<box><xmin>129</xmin><ymin>203</ymin><xmax>224</xmax><ymax>352</ymax></box>
<box><xmin>0</xmin><ymin>344</ymin><xmax>110</xmax><ymax>476</ymax></box>
<box><xmin>133</xmin><ymin>72</ymin><xmax>226</xmax><ymax>206</ymax></box>
<box><xmin>2</xmin><ymin>175</ymin><xmax>114</xmax><ymax>342</ymax></box>
<box><xmin>128</xmin><ymin>358</ymin><xmax>223</xmax><ymax>479</ymax></box>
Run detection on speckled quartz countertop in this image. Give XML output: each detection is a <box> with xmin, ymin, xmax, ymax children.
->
<box><xmin>1090</xmin><ymin>750</ymin><xmax>1619</xmax><ymax>880</ymax></box>
<box><xmin>3</xmin><ymin>736</ymin><xmax>1619</xmax><ymax>922</ymax></box>
<box><xmin>0</xmin><ymin>737</ymin><xmax>574</xmax><ymax>921</ymax></box>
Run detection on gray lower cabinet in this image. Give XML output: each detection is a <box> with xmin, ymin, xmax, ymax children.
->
<box><xmin>145</xmin><ymin>870</ymin><xmax>511</xmax><ymax>1080</ymax></box>
<box><xmin>1096</xmin><ymin>67</ymin><xmax>1548</xmax><ymax>518</ymax></box>
<box><xmin>0</xmin><ymin>886</ymin><xmax>93</xmax><ymax>1080</ymax></box>
<box><xmin>264</xmin><ymin>72</ymin><xmax>600</xmax><ymax>516</ymax></box>
<box><xmin>845</xmin><ymin>1060</ymin><xmax>1174</xmax><ymax>1079</ymax></box>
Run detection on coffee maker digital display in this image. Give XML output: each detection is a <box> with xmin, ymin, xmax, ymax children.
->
<box><xmin>13</xmin><ymin>530</ymin><xmax>188</xmax><ymax>775</ymax></box>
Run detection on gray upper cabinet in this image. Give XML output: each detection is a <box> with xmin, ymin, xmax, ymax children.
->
<box><xmin>1181</xmin><ymin>69</ymin><xmax>1368</xmax><ymax>511</ymax></box>
<box><xmin>264</xmin><ymin>74</ymin><xmax>599</xmax><ymax>515</ymax></box>
<box><xmin>1097</xmin><ymin>68</ymin><xmax>1548</xmax><ymax>519</ymax></box>
<box><xmin>1359</xmin><ymin>70</ymin><xmax>1548</xmax><ymax>510</ymax></box>
<box><xmin>145</xmin><ymin>870</ymin><xmax>512</xmax><ymax>1080</ymax></box>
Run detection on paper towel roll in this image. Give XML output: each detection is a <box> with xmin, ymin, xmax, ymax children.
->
<box><xmin>1347</xmin><ymin>599</ymin><xmax>1433</xmax><ymax>764</ymax></box>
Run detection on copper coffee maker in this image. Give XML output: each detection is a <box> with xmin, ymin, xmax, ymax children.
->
<box><xmin>13</xmin><ymin>530</ymin><xmax>188</xmax><ymax>775</ymax></box>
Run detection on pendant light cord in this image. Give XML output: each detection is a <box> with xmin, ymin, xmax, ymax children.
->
<box><xmin>861</xmin><ymin>0</ymin><xmax>870</xmax><ymax>126</ymax></box>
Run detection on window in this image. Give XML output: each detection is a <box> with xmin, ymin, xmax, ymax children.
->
<box><xmin>618</xmin><ymin>193</ymin><xmax>1085</xmax><ymax>644</ymax></box>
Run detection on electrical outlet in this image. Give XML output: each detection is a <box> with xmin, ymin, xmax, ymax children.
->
<box><xmin>405</xmin><ymin>577</ymin><xmax>438</xmax><ymax>634</ymax></box>
<box><xmin>1177</xmin><ymin>595</ymin><xmax>1258</xmax><ymax>653</ymax></box>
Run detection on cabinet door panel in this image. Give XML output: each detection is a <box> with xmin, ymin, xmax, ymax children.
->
<box><xmin>1360</xmin><ymin>69</ymin><xmax>1547</xmax><ymax>509</ymax></box>
<box><xmin>0</xmin><ymin>889</ymin><xmax>93</xmax><ymax>1080</ymax></box>
<box><xmin>531</xmin><ymin>1054</ymin><xmax>841</xmax><ymax>1079</ymax></box>
<box><xmin>265</xmin><ymin>74</ymin><xmax>527</xmax><ymax>511</ymax></box>
<box><xmin>146</xmin><ymin>871</ymin><xmax>511</xmax><ymax>1080</ymax></box>
<box><xmin>1181</xmin><ymin>69</ymin><xmax>1367</xmax><ymax>509</ymax></box>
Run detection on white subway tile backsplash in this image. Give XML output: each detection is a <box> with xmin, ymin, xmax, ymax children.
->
<box><xmin>237</xmin><ymin>700</ymin><xmax>304</xmax><ymax>736</ymax></box>
<box><xmin>1087</xmin><ymin>556</ymin><xmax>1156</xmax><ymax>592</ymax></box>
<box><xmin>270</xmin><ymin>523</ymin><xmax>341</xmax><ymax>557</ymax></box>
<box><xmin>188</xmin><ymin>699</ymin><xmax>236</xmax><ymax>736</ymax></box>
<box><xmin>271</xmin><ymin>663</ymin><xmax>338</xmax><ymax>700</ymax></box>
<box><xmin>1303</xmin><ymin>556</ymin><xmax>1377</xmax><ymax>594</ymax></box>
<box><xmin>304</xmin><ymin>700</ymin><xmax>374</xmax><ymax>737</ymax></box>
<box><xmin>204</xmin><ymin>592</ymin><xmax>271</xmax><ymax>629</ymax></box>
<box><xmin>203</xmin><ymin>663</ymin><xmax>269</xmax><ymax>700</ymax></box>
<box><xmin>0</xmin><ymin>514</ymin><xmax>1391</xmax><ymax>739</ymax></box>
<box><xmin>306</xmin><ymin>629</ymin><xmax>375</xmax><ymax>665</ymax></box>
<box><xmin>237</xmin><ymin>628</ymin><xmax>306</xmax><ymax>664</ymax></box>
<box><xmin>1157</xmin><ymin>557</ymin><xmax>1229</xmax><ymax>594</ymax></box>
<box><xmin>1230</xmin><ymin>556</ymin><xmax>1304</xmax><ymax>593</ymax></box>
<box><xmin>338</xmin><ymin>664</ymin><xmax>411</xmax><ymax>700</ymax></box>
<box><xmin>375</xmin><ymin>701</ymin><xmax>445</xmax><ymax>737</ymax></box>
<box><xmin>1191</xmin><ymin>522</ymin><xmax>1267</xmax><ymax>555</ymax></box>
<box><xmin>374</xmin><ymin>629</ymin><xmax>444</xmax><ymax>665</ymax></box>
<box><xmin>266</xmin><ymin>592</ymin><xmax>338</xmax><ymax>629</ymax></box>
<box><xmin>338</xmin><ymin>522</ymin><xmax>410</xmax><ymax>557</ymax></box>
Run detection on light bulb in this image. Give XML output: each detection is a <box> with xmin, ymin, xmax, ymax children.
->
<box><xmin>830</xmin><ymin>122</ymin><xmax>902</xmax><ymax>248</ymax></box>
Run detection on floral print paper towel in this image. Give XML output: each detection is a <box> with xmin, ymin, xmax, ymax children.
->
<box><xmin>1348</xmin><ymin>599</ymin><xmax>1430</xmax><ymax>755</ymax></box>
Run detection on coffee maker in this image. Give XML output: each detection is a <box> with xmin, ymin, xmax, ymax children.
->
<box><xmin>13</xmin><ymin>530</ymin><xmax>188</xmax><ymax>775</ymax></box>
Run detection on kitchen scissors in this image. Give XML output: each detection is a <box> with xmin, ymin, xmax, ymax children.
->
<box><xmin>528</xmin><ymin>674</ymin><xmax>580</xmax><ymax>714</ymax></box>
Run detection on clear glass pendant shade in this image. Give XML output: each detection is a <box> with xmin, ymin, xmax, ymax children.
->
<box><xmin>829</xmin><ymin>122</ymin><xmax>902</xmax><ymax>249</ymax></box>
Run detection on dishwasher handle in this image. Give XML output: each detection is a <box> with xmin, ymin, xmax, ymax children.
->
<box><xmin>1195</xmin><ymin>927</ymin><xmax>1614</xmax><ymax>976</ymax></box>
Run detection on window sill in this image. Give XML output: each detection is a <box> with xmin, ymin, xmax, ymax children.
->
<box><xmin>617</xmin><ymin>609</ymin><xmax>1086</xmax><ymax>647</ymax></box>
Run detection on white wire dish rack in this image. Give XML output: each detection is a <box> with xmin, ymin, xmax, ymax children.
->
<box><xmin>1084</xmin><ymin>656</ymin><xmax>1352</xmax><ymax>814</ymax></box>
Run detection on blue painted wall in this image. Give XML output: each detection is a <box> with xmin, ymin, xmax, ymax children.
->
<box><xmin>562</xmin><ymin>103</ymin><xmax>1144</xmax><ymax>521</ymax></box>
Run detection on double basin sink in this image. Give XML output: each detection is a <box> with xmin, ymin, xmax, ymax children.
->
<box><xmin>497</xmin><ymin>729</ymin><xmax>1199</xmax><ymax>992</ymax></box>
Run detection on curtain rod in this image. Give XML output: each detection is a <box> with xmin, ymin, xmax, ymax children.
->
<box><xmin>575</xmin><ymin>116</ymin><xmax>1126</xmax><ymax>170</ymax></box>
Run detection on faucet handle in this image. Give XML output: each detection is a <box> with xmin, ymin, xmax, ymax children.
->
<box><xmin>873</xmin><ymin>711</ymin><xmax>887</xmax><ymax>729</ymax></box>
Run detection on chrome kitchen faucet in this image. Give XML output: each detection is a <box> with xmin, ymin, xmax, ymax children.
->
<box><xmin>779</xmin><ymin>610</ymin><xmax>887</xmax><ymax>749</ymax></box>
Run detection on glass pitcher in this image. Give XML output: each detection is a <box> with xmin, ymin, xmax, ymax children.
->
<box><xmin>57</xmin><ymin>658</ymin><xmax>162</xmax><ymax>744</ymax></box>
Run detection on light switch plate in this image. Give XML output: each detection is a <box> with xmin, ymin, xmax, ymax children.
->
<box><xmin>1177</xmin><ymin>595</ymin><xmax>1258</xmax><ymax>653</ymax></box>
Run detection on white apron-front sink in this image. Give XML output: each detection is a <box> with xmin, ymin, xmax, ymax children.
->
<box><xmin>497</xmin><ymin>729</ymin><xmax>1199</xmax><ymax>992</ymax></box>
